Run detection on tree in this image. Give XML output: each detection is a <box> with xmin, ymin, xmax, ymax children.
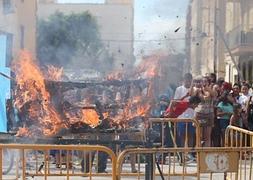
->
<box><xmin>37</xmin><ymin>11</ymin><xmax>114</xmax><ymax>72</ymax></box>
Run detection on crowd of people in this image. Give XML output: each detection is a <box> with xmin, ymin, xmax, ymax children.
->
<box><xmin>153</xmin><ymin>72</ymin><xmax>253</xmax><ymax>148</ymax></box>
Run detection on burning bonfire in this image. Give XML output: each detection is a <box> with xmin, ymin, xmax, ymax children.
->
<box><xmin>13</xmin><ymin>51</ymin><xmax>65</xmax><ymax>136</ymax></box>
<box><xmin>13</xmin><ymin>51</ymin><xmax>159</xmax><ymax>137</ymax></box>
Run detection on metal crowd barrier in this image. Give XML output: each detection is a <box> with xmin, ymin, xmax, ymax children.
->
<box><xmin>2</xmin><ymin>125</ymin><xmax>253</xmax><ymax>180</ymax></box>
<box><xmin>113</xmin><ymin>118</ymin><xmax>201</xmax><ymax>178</ymax></box>
<box><xmin>224</xmin><ymin>126</ymin><xmax>253</xmax><ymax>180</ymax></box>
<box><xmin>225</xmin><ymin>125</ymin><xmax>253</xmax><ymax>147</ymax></box>
<box><xmin>149</xmin><ymin>118</ymin><xmax>201</xmax><ymax>147</ymax></box>
<box><xmin>0</xmin><ymin>144</ymin><xmax>116</xmax><ymax>180</ymax></box>
<box><xmin>149</xmin><ymin>118</ymin><xmax>201</xmax><ymax>169</ymax></box>
<box><xmin>116</xmin><ymin>121</ymin><xmax>253</xmax><ymax>179</ymax></box>
<box><xmin>117</xmin><ymin>147</ymin><xmax>253</xmax><ymax>180</ymax></box>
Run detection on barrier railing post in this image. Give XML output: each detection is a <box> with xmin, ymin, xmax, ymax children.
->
<box><xmin>22</xmin><ymin>149</ymin><xmax>26</xmax><ymax>179</ymax></box>
<box><xmin>145</xmin><ymin>153</ymin><xmax>154</xmax><ymax>180</ymax></box>
<box><xmin>66</xmin><ymin>150</ymin><xmax>70</xmax><ymax>180</ymax></box>
<box><xmin>44</xmin><ymin>150</ymin><xmax>48</xmax><ymax>180</ymax></box>
<box><xmin>0</xmin><ymin>148</ymin><xmax>2</xmax><ymax>180</ymax></box>
<box><xmin>250</xmin><ymin>142</ymin><xmax>253</xmax><ymax>180</ymax></box>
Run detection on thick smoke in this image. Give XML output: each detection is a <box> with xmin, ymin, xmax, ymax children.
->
<box><xmin>37</xmin><ymin>11</ymin><xmax>115</xmax><ymax>79</ymax></box>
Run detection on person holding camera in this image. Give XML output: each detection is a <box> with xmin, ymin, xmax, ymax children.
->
<box><xmin>217</xmin><ymin>92</ymin><xmax>233</xmax><ymax>146</ymax></box>
<box><xmin>190</xmin><ymin>76</ymin><xmax>215</xmax><ymax>147</ymax></box>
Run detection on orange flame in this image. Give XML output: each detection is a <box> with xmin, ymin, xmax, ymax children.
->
<box><xmin>106</xmin><ymin>71</ymin><xmax>123</xmax><ymax>80</ymax></box>
<box><xmin>46</xmin><ymin>65</ymin><xmax>63</xmax><ymax>81</ymax></box>
<box><xmin>13</xmin><ymin>51</ymin><xmax>64</xmax><ymax>137</ymax></box>
<box><xmin>13</xmin><ymin>51</ymin><xmax>158</xmax><ymax>135</ymax></box>
<box><xmin>15</xmin><ymin>127</ymin><xmax>31</xmax><ymax>137</ymax></box>
<box><xmin>64</xmin><ymin>107</ymin><xmax>102</xmax><ymax>128</ymax></box>
<box><xmin>110</xmin><ymin>96</ymin><xmax>151</xmax><ymax>127</ymax></box>
<box><xmin>13</xmin><ymin>52</ymin><xmax>49</xmax><ymax>109</ymax></box>
<box><xmin>136</xmin><ymin>55</ymin><xmax>161</xmax><ymax>78</ymax></box>
<box><xmin>80</xmin><ymin>109</ymin><xmax>100</xmax><ymax>128</ymax></box>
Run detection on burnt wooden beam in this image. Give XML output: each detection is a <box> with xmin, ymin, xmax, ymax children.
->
<box><xmin>45</xmin><ymin>79</ymin><xmax>148</xmax><ymax>92</ymax></box>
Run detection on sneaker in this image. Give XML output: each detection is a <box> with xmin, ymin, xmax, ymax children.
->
<box><xmin>187</xmin><ymin>154</ymin><xmax>195</xmax><ymax>160</ymax></box>
<box><xmin>131</xmin><ymin>169</ymin><xmax>138</xmax><ymax>173</ymax></box>
<box><xmin>179</xmin><ymin>154</ymin><xmax>195</xmax><ymax>166</ymax></box>
<box><xmin>98</xmin><ymin>170</ymin><xmax>108</xmax><ymax>173</ymax></box>
<box><xmin>185</xmin><ymin>154</ymin><xmax>196</xmax><ymax>164</ymax></box>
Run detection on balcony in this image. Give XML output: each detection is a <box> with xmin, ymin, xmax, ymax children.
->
<box><xmin>226</xmin><ymin>26</ymin><xmax>253</xmax><ymax>56</ymax></box>
<box><xmin>226</xmin><ymin>0</ymin><xmax>240</xmax><ymax>2</ymax></box>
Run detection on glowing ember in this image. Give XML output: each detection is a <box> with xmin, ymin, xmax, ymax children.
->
<box><xmin>103</xmin><ymin>112</ymin><xmax>109</xmax><ymax>119</ymax></box>
<box><xmin>81</xmin><ymin>109</ymin><xmax>100</xmax><ymax>128</ymax></box>
<box><xmin>63</xmin><ymin>106</ymin><xmax>101</xmax><ymax>128</ymax></box>
<box><xmin>110</xmin><ymin>95</ymin><xmax>151</xmax><ymax>127</ymax></box>
<box><xmin>15</xmin><ymin>127</ymin><xmax>31</xmax><ymax>137</ymax></box>
<box><xmin>106</xmin><ymin>71</ymin><xmax>124</xmax><ymax>80</ymax></box>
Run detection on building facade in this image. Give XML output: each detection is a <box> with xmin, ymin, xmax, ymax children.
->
<box><xmin>0</xmin><ymin>0</ymin><xmax>36</xmax><ymax>132</ymax></box>
<box><xmin>0</xmin><ymin>0</ymin><xmax>37</xmax><ymax>62</ymax></box>
<box><xmin>225</xmin><ymin>0</ymin><xmax>253</xmax><ymax>83</ymax></box>
<box><xmin>186</xmin><ymin>0</ymin><xmax>227</xmax><ymax>79</ymax></box>
<box><xmin>37</xmin><ymin>0</ymin><xmax>135</xmax><ymax>69</ymax></box>
<box><xmin>187</xmin><ymin>0</ymin><xmax>253</xmax><ymax>84</ymax></box>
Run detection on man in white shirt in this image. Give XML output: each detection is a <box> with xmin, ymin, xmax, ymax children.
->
<box><xmin>174</xmin><ymin>73</ymin><xmax>193</xmax><ymax>101</ymax></box>
<box><xmin>177</xmin><ymin>96</ymin><xmax>201</xmax><ymax>163</ymax></box>
<box><xmin>178</xmin><ymin>107</ymin><xmax>195</xmax><ymax>119</ymax></box>
<box><xmin>177</xmin><ymin>96</ymin><xmax>201</xmax><ymax>145</ymax></box>
<box><xmin>239</xmin><ymin>83</ymin><xmax>252</xmax><ymax>110</ymax></box>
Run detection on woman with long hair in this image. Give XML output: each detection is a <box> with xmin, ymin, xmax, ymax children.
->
<box><xmin>191</xmin><ymin>76</ymin><xmax>215</xmax><ymax>147</ymax></box>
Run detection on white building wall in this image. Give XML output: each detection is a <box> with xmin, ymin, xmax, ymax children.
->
<box><xmin>189</xmin><ymin>0</ymin><xmax>226</xmax><ymax>78</ymax></box>
<box><xmin>0</xmin><ymin>0</ymin><xmax>36</xmax><ymax>60</ymax></box>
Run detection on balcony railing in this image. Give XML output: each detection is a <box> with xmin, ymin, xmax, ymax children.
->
<box><xmin>226</xmin><ymin>25</ymin><xmax>253</xmax><ymax>51</ymax></box>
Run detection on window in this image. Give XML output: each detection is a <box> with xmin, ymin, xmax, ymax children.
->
<box><xmin>2</xmin><ymin>0</ymin><xmax>13</xmax><ymax>14</ymax></box>
<box><xmin>58</xmin><ymin>0</ymin><xmax>105</xmax><ymax>4</ymax></box>
<box><xmin>20</xmin><ymin>25</ymin><xmax>25</xmax><ymax>49</ymax></box>
<box><xmin>6</xmin><ymin>33</ymin><xmax>13</xmax><ymax>67</ymax></box>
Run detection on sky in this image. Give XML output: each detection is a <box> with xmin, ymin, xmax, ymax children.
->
<box><xmin>58</xmin><ymin>0</ymin><xmax>105</xmax><ymax>3</ymax></box>
<box><xmin>58</xmin><ymin>0</ymin><xmax>189</xmax><ymax>56</ymax></box>
<box><xmin>134</xmin><ymin>0</ymin><xmax>189</xmax><ymax>56</ymax></box>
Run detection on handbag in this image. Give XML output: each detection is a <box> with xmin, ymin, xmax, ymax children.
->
<box><xmin>195</xmin><ymin>112</ymin><xmax>210</xmax><ymax>125</ymax></box>
<box><xmin>195</xmin><ymin>99</ymin><xmax>214</xmax><ymax>126</ymax></box>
